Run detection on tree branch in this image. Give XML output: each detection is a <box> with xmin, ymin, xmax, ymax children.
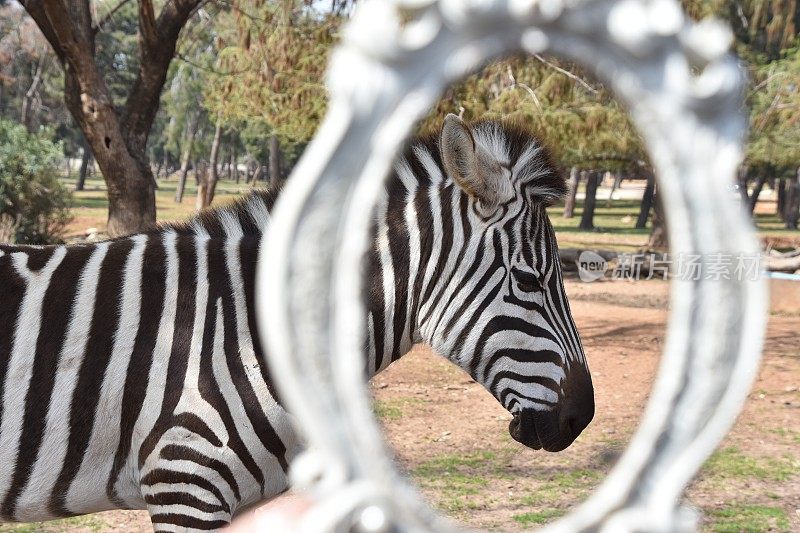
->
<box><xmin>210</xmin><ymin>0</ymin><xmax>272</xmax><ymax>23</ymax></box>
<box><xmin>506</xmin><ymin>64</ymin><xmax>541</xmax><ymax>111</ymax></box>
<box><xmin>23</xmin><ymin>0</ymin><xmax>110</xmax><ymax>129</ymax></box>
<box><xmin>175</xmin><ymin>51</ymin><xmax>252</xmax><ymax>76</ymax></box>
<box><xmin>93</xmin><ymin>0</ymin><xmax>134</xmax><ymax>33</ymax></box>
<box><xmin>138</xmin><ymin>0</ymin><xmax>158</xmax><ymax>48</ymax></box>
<box><xmin>20</xmin><ymin>0</ymin><xmax>65</xmax><ymax>62</ymax></box>
<box><xmin>121</xmin><ymin>0</ymin><xmax>205</xmax><ymax>152</ymax></box>
<box><xmin>40</xmin><ymin>1</ymin><xmax>94</xmax><ymax>66</ymax></box>
<box><xmin>532</xmin><ymin>53</ymin><xmax>599</xmax><ymax>94</ymax></box>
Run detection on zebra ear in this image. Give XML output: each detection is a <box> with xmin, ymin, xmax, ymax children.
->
<box><xmin>440</xmin><ymin>114</ymin><xmax>503</xmax><ymax>210</ymax></box>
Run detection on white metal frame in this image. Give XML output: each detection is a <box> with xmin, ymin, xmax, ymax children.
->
<box><xmin>255</xmin><ymin>1</ymin><xmax>767</xmax><ymax>531</ymax></box>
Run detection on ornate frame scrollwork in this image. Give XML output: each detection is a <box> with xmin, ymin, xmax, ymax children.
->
<box><xmin>255</xmin><ymin>0</ymin><xmax>767</xmax><ymax>531</ymax></box>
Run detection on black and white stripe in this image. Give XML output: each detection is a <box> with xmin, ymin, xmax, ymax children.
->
<box><xmin>0</xmin><ymin>117</ymin><xmax>592</xmax><ymax>530</ymax></box>
<box><xmin>366</xmin><ymin>115</ymin><xmax>593</xmax><ymax>452</ymax></box>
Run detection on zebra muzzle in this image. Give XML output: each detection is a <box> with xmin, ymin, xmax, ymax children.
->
<box><xmin>508</xmin><ymin>412</ymin><xmax>542</xmax><ymax>450</ymax></box>
<box><xmin>509</xmin><ymin>405</ymin><xmax>593</xmax><ymax>452</ymax></box>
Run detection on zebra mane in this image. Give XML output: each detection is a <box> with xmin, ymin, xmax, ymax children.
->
<box><xmin>159</xmin><ymin>119</ymin><xmax>562</xmax><ymax>241</ymax></box>
<box><xmin>159</xmin><ymin>186</ymin><xmax>281</xmax><ymax>239</ymax></box>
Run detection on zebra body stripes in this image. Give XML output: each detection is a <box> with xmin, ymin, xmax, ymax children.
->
<box><xmin>0</xmin><ymin>116</ymin><xmax>593</xmax><ymax>530</ymax></box>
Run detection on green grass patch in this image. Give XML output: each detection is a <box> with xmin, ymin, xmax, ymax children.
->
<box><xmin>374</xmin><ymin>400</ymin><xmax>403</xmax><ymax>420</ymax></box>
<box><xmin>549</xmin><ymin>468</ymin><xmax>602</xmax><ymax>488</ymax></box>
<box><xmin>517</xmin><ymin>486</ymin><xmax>560</xmax><ymax>507</ymax></box>
<box><xmin>413</xmin><ymin>451</ymin><xmax>498</xmax><ymax>513</ymax></box>
<box><xmin>769</xmin><ymin>427</ymin><xmax>800</xmax><ymax>444</ymax></box>
<box><xmin>548</xmin><ymin>200</ymin><xmax>652</xmax><ymax>234</ymax></box>
<box><xmin>703</xmin><ymin>447</ymin><xmax>796</xmax><ymax>482</ymax></box>
<box><xmin>517</xmin><ymin>466</ymin><xmax>603</xmax><ymax>507</ymax></box>
<box><xmin>415</xmin><ymin>451</ymin><xmax>497</xmax><ymax>478</ymax></box>
<box><xmin>708</xmin><ymin>504</ymin><xmax>790</xmax><ymax>533</ymax></box>
<box><xmin>513</xmin><ymin>508</ymin><xmax>566</xmax><ymax>526</ymax></box>
<box><xmin>0</xmin><ymin>514</ymin><xmax>107</xmax><ymax>532</ymax></box>
<box><xmin>373</xmin><ymin>397</ymin><xmax>427</xmax><ymax>420</ymax></box>
<box><xmin>545</xmin><ymin>195</ymin><xmax>799</xmax><ymax>250</ymax></box>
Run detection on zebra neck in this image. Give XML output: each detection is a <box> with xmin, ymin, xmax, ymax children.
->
<box><xmin>366</xmin><ymin>161</ymin><xmax>456</xmax><ymax>376</ymax></box>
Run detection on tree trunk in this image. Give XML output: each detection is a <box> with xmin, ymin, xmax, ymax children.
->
<box><xmin>89</xmin><ymin>128</ymin><xmax>156</xmax><ymax>236</ymax></box>
<box><xmin>20</xmin><ymin>54</ymin><xmax>46</xmax><ymax>132</ymax></box>
<box><xmin>252</xmin><ymin>164</ymin><xmax>264</xmax><ymax>183</ymax></box>
<box><xmin>606</xmin><ymin>172</ymin><xmax>622</xmax><ymax>207</ymax></box>
<box><xmin>269</xmin><ymin>134</ymin><xmax>282</xmax><ymax>186</ymax></box>
<box><xmin>196</xmin><ymin>183</ymin><xmax>206</xmax><ymax>211</ymax></box>
<box><xmin>204</xmin><ymin>121</ymin><xmax>223</xmax><ymax>207</ymax></box>
<box><xmin>195</xmin><ymin>161</ymin><xmax>209</xmax><ymax>211</ymax></box>
<box><xmin>23</xmin><ymin>0</ymin><xmax>202</xmax><ymax>236</ymax></box>
<box><xmin>647</xmin><ymin>187</ymin><xmax>669</xmax><ymax>250</ymax></box>
<box><xmin>156</xmin><ymin>150</ymin><xmax>169</xmax><ymax>178</ymax></box>
<box><xmin>777</xmin><ymin>177</ymin><xmax>786</xmax><ymax>220</ymax></box>
<box><xmin>736</xmin><ymin>166</ymin><xmax>750</xmax><ymax>204</ymax></box>
<box><xmin>786</xmin><ymin>169</ymin><xmax>800</xmax><ymax>230</ymax></box>
<box><xmin>748</xmin><ymin>170</ymin><xmax>767</xmax><ymax>214</ymax></box>
<box><xmin>175</xmin><ymin>164</ymin><xmax>189</xmax><ymax>203</ymax></box>
<box><xmin>636</xmin><ymin>171</ymin><xmax>656</xmax><ymax>229</ymax></box>
<box><xmin>192</xmin><ymin>160</ymin><xmax>200</xmax><ymax>184</ymax></box>
<box><xmin>230</xmin><ymin>142</ymin><xmax>238</xmax><ymax>183</ymax></box>
<box><xmin>244</xmin><ymin>158</ymin><xmax>255</xmax><ymax>184</ymax></box>
<box><xmin>154</xmin><ymin>156</ymin><xmax>164</xmax><ymax>181</ymax></box>
<box><xmin>76</xmin><ymin>143</ymin><xmax>92</xmax><ymax>192</ymax></box>
<box><xmin>175</xmin><ymin>115</ymin><xmax>198</xmax><ymax>204</ymax></box>
<box><xmin>578</xmin><ymin>170</ymin><xmax>600</xmax><ymax>230</ymax></box>
<box><xmin>563</xmin><ymin>167</ymin><xmax>579</xmax><ymax>218</ymax></box>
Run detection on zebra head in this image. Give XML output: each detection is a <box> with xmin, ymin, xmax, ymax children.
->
<box><xmin>419</xmin><ymin>114</ymin><xmax>594</xmax><ymax>452</ymax></box>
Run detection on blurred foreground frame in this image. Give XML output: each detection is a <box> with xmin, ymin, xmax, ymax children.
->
<box><xmin>255</xmin><ymin>0</ymin><xmax>767</xmax><ymax>531</ymax></box>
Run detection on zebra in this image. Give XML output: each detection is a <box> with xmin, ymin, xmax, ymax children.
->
<box><xmin>0</xmin><ymin>114</ymin><xmax>593</xmax><ymax>530</ymax></box>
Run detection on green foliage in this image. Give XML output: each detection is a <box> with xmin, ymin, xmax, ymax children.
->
<box><xmin>0</xmin><ymin>119</ymin><xmax>71</xmax><ymax>244</ymax></box>
<box><xmin>746</xmin><ymin>45</ymin><xmax>800</xmax><ymax>169</ymax></box>
<box><xmin>0</xmin><ymin>5</ymin><xmax>69</xmax><ymax>137</ymax></box>
<box><xmin>681</xmin><ymin>1</ymin><xmax>800</xmax><ymax>171</ymax></box>
<box><xmin>94</xmin><ymin>0</ymin><xmax>140</xmax><ymax>112</ymax></box>
<box><xmin>2</xmin><ymin>0</ymin><xmax>798</xmax><ymax>232</ymax></box>
<box><xmin>204</xmin><ymin>2</ymin><xmax>339</xmax><ymax>146</ymax></box>
<box><xmin>419</xmin><ymin>57</ymin><xmax>645</xmax><ymax>170</ymax></box>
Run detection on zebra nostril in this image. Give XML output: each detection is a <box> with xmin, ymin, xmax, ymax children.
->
<box><xmin>508</xmin><ymin>411</ymin><xmax>542</xmax><ymax>450</ymax></box>
<box><xmin>560</xmin><ymin>400</ymin><xmax>594</xmax><ymax>441</ymax></box>
<box><xmin>564</xmin><ymin>412</ymin><xmax>583</xmax><ymax>439</ymax></box>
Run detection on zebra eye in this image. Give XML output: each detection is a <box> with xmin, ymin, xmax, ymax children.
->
<box><xmin>512</xmin><ymin>267</ymin><xmax>542</xmax><ymax>293</ymax></box>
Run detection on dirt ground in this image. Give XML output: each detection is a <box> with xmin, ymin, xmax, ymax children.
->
<box><xmin>2</xmin><ymin>279</ymin><xmax>797</xmax><ymax>532</ymax></box>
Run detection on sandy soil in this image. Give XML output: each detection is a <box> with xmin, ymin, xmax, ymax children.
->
<box><xmin>2</xmin><ymin>279</ymin><xmax>797</xmax><ymax>532</ymax></box>
<box><xmin>374</xmin><ymin>280</ymin><xmax>798</xmax><ymax>531</ymax></box>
